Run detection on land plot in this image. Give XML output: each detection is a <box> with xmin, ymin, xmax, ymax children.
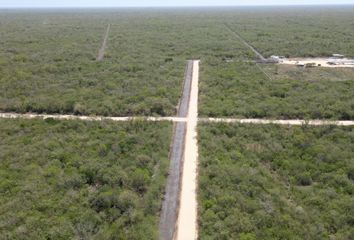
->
<box><xmin>198</xmin><ymin>123</ymin><xmax>354</xmax><ymax>240</ymax></box>
<box><xmin>199</xmin><ymin>60</ymin><xmax>354</xmax><ymax>120</ymax></box>
<box><xmin>0</xmin><ymin>118</ymin><xmax>171</xmax><ymax>239</ymax></box>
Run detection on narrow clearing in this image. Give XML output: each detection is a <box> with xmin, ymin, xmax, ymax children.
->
<box><xmin>224</xmin><ymin>24</ymin><xmax>266</xmax><ymax>61</ymax></box>
<box><xmin>200</xmin><ymin>118</ymin><xmax>354</xmax><ymax>126</ymax></box>
<box><xmin>176</xmin><ymin>60</ymin><xmax>199</xmax><ymax>240</ymax></box>
<box><xmin>159</xmin><ymin>61</ymin><xmax>194</xmax><ymax>240</ymax></box>
<box><xmin>1</xmin><ymin>113</ymin><xmax>354</xmax><ymax>126</ymax></box>
<box><xmin>96</xmin><ymin>24</ymin><xmax>111</xmax><ymax>61</ymax></box>
<box><xmin>0</xmin><ymin>113</ymin><xmax>187</xmax><ymax>122</ymax></box>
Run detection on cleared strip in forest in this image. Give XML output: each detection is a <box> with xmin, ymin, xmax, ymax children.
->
<box><xmin>159</xmin><ymin>61</ymin><xmax>194</xmax><ymax>240</ymax></box>
<box><xmin>96</xmin><ymin>24</ymin><xmax>111</xmax><ymax>61</ymax></box>
<box><xmin>1</xmin><ymin>113</ymin><xmax>353</xmax><ymax>126</ymax></box>
<box><xmin>0</xmin><ymin>113</ymin><xmax>187</xmax><ymax>122</ymax></box>
<box><xmin>177</xmin><ymin>60</ymin><xmax>194</xmax><ymax>117</ymax></box>
<box><xmin>176</xmin><ymin>60</ymin><xmax>199</xmax><ymax>240</ymax></box>
<box><xmin>224</xmin><ymin>24</ymin><xmax>266</xmax><ymax>61</ymax></box>
<box><xmin>199</xmin><ymin>118</ymin><xmax>354</xmax><ymax>126</ymax></box>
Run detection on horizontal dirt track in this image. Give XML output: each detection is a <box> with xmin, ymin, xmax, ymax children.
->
<box><xmin>0</xmin><ymin>113</ymin><xmax>187</xmax><ymax>122</ymax></box>
<box><xmin>200</xmin><ymin>118</ymin><xmax>354</xmax><ymax>126</ymax></box>
<box><xmin>1</xmin><ymin>113</ymin><xmax>354</xmax><ymax>126</ymax></box>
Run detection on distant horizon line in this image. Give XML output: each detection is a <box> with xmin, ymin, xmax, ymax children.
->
<box><xmin>1</xmin><ymin>4</ymin><xmax>354</xmax><ymax>9</ymax></box>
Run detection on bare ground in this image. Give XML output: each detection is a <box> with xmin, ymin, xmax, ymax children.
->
<box><xmin>159</xmin><ymin>61</ymin><xmax>194</xmax><ymax>240</ymax></box>
<box><xmin>280</xmin><ymin>58</ymin><xmax>354</xmax><ymax>68</ymax></box>
<box><xmin>176</xmin><ymin>60</ymin><xmax>200</xmax><ymax>240</ymax></box>
<box><xmin>200</xmin><ymin>118</ymin><xmax>354</xmax><ymax>126</ymax></box>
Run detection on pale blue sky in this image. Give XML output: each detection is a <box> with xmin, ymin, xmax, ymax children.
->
<box><xmin>1</xmin><ymin>0</ymin><xmax>354</xmax><ymax>8</ymax></box>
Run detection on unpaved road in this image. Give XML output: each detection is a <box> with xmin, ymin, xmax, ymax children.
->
<box><xmin>159</xmin><ymin>61</ymin><xmax>194</xmax><ymax>240</ymax></box>
<box><xmin>159</xmin><ymin>122</ymin><xmax>186</xmax><ymax>240</ymax></box>
<box><xmin>224</xmin><ymin>24</ymin><xmax>266</xmax><ymax>61</ymax></box>
<box><xmin>200</xmin><ymin>118</ymin><xmax>354</xmax><ymax>126</ymax></box>
<box><xmin>176</xmin><ymin>60</ymin><xmax>200</xmax><ymax>240</ymax></box>
<box><xmin>0</xmin><ymin>113</ymin><xmax>187</xmax><ymax>122</ymax></box>
<box><xmin>1</xmin><ymin>113</ymin><xmax>354</xmax><ymax>126</ymax></box>
<box><xmin>96</xmin><ymin>24</ymin><xmax>111</xmax><ymax>61</ymax></box>
<box><xmin>178</xmin><ymin>61</ymin><xmax>194</xmax><ymax>117</ymax></box>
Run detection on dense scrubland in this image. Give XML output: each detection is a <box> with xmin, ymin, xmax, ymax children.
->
<box><xmin>1</xmin><ymin>7</ymin><xmax>353</xmax><ymax>117</ymax></box>
<box><xmin>1</xmin><ymin>7</ymin><xmax>354</xmax><ymax>239</ymax></box>
<box><xmin>223</xmin><ymin>6</ymin><xmax>354</xmax><ymax>58</ymax></box>
<box><xmin>0</xmin><ymin>10</ymin><xmax>252</xmax><ymax>116</ymax></box>
<box><xmin>0</xmin><ymin>119</ymin><xmax>171</xmax><ymax>239</ymax></box>
<box><xmin>198</xmin><ymin>123</ymin><xmax>354</xmax><ymax>240</ymax></box>
<box><xmin>264</xmin><ymin>64</ymin><xmax>354</xmax><ymax>83</ymax></box>
<box><xmin>199</xmin><ymin>60</ymin><xmax>354</xmax><ymax>120</ymax></box>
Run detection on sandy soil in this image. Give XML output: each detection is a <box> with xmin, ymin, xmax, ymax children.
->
<box><xmin>280</xmin><ymin>58</ymin><xmax>354</xmax><ymax>68</ymax></box>
<box><xmin>176</xmin><ymin>60</ymin><xmax>199</xmax><ymax>240</ymax></box>
<box><xmin>159</xmin><ymin>60</ymin><xmax>194</xmax><ymax>240</ymax></box>
<box><xmin>0</xmin><ymin>113</ymin><xmax>187</xmax><ymax>122</ymax></box>
<box><xmin>200</xmin><ymin>118</ymin><xmax>354</xmax><ymax>126</ymax></box>
<box><xmin>2</xmin><ymin>113</ymin><xmax>353</xmax><ymax>126</ymax></box>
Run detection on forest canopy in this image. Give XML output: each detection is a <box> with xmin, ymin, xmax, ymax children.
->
<box><xmin>0</xmin><ymin>119</ymin><xmax>172</xmax><ymax>239</ymax></box>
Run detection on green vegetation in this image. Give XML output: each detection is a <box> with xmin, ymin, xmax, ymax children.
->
<box><xmin>0</xmin><ymin>10</ymin><xmax>251</xmax><ymax>116</ymax></box>
<box><xmin>2</xmin><ymin>8</ymin><xmax>354</xmax><ymax>117</ymax></box>
<box><xmin>198</xmin><ymin>123</ymin><xmax>354</xmax><ymax>240</ymax></box>
<box><xmin>224</xmin><ymin>6</ymin><xmax>354</xmax><ymax>58</ymax></box>
<box><xmin>0</xmin><ymin>119</ymin><xmax>172</xmax><ymax>239</ymax></box>
<box><xmin>263</xmin><ymin>64</ymin><xmax>354</xmax><ymax>82</ymax></box>
<box><xmin>199</xmin><ymin>60</ymin><xmax>354</xmax><ymax>119</ymax></box>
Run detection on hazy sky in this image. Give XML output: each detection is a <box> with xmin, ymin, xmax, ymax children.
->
<box><xmin>1</xmin><ymin>0</ymin><xmax>354</xmax><ymax>8</ymax></box>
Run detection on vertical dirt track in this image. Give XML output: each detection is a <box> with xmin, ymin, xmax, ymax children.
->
<box><xmin>176</xmin><ymin>60</ymin><xmax>199</xmax><ymax>240</ymax></box>
<box><xmin>159</xmin><ymin>61</ymin><xmax>194</xmax><ymax>240</ymax></box>
<box><xmin>96</xmin><ymin>24</ymin><xmax>111</xmax><ymax>61</ymax></box>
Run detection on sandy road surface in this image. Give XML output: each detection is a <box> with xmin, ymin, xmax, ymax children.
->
<box><xmin>176</xmin><ymin>60</ymin><xmax>199</xmax><ymax>240</ymax></box>
<box><xmin>200</xmin><ymin>118</ymin><xmax>354</xmax><ymax>126</ymax></box>
<box><xmin>96</xmin><ymin>24</ymin><xmax>111</xmax><ymax>61</ymax></box>
<box><xmin>0</xmin><ymin>113</ymin><xmax>187</xmax><ymax>122</ymax></box>
<box><xmin>159</xmin><ymin>61</ymin><xmax>194</xmax><ymax>240</ymax></box>
<box><xmin>2</xmin><ymin>113</ymin><xmax>353</xmax><ymax>126</ymax></box>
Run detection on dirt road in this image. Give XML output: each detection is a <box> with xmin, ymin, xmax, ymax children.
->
<box><xmin>159</xmin><ymin>61</ymin><xmax>194</xmax><ymax>240</ymax></box>
<box><xmin>2</xmin><ymin>113</ymin><xmax>354</xmax><ymax>126</ymax></box>
<box><xmin>176</xmin><ymin>60</ymin><xmax>199</xmax><ymax>240</ymax></box>
<box><xmin>200</xmin><ymin>118</ymin><xmax>354</xmax><ymax>126</ymax></box>
<box><xmin>96</xmin><ymin>24</ymin><xmax>111</xmax><ymax>61</ymax></box>
<box><xmin>0</xmin><ymin>113</ymin><xmax>187</xmax><ymax>122</ymax></box>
